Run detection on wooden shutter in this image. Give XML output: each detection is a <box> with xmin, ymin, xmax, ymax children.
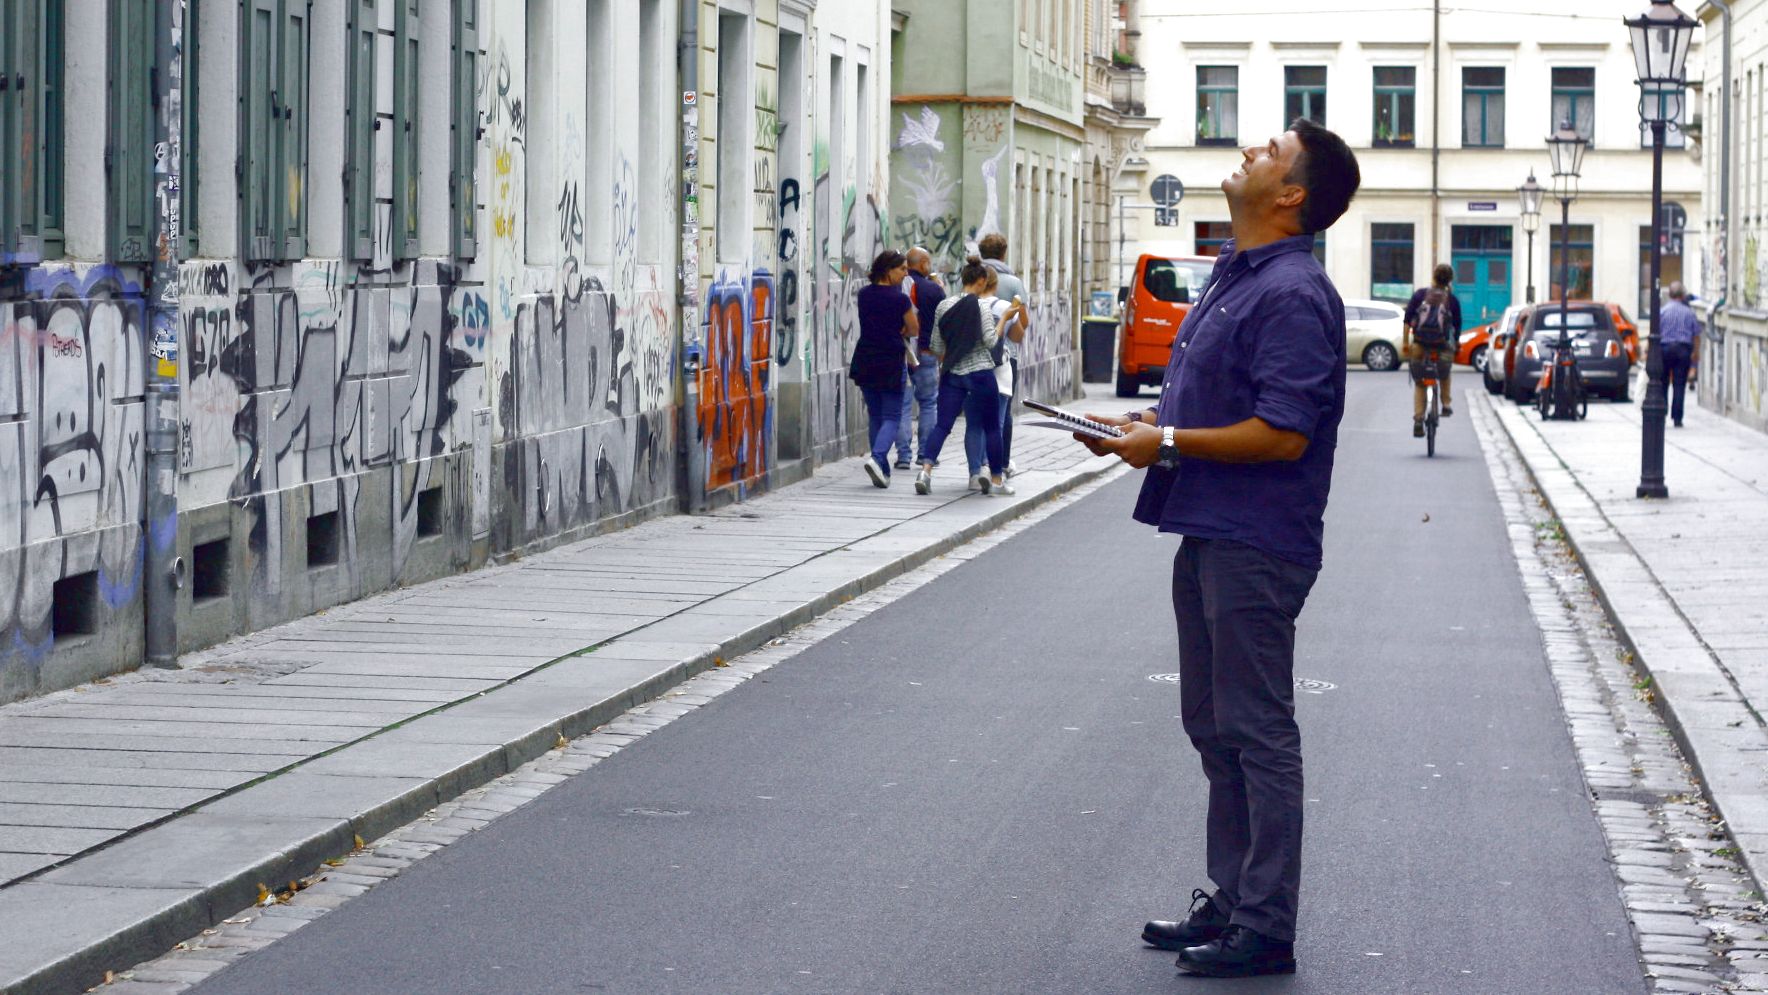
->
<box><xmin>345</xmin><ymin>0</ymin><xmax>373</xmax><ymax>260</ymax></box>
<box><xmin>241</xmin><ymin>0</ymin><xmax>275</xmax><ymax>260</ymax></box>
<box><xmin>451</xmin><ymin>0</ymin><xmax>476</xmax><ymax>259</ymax></box>
<box><xmin>392</xmin><ymin>0</ymin><xmax>417</xmax><ymax>259</ymax></box>
<box><xmin>278</xmin><ymin>0</ymin><xmax>307</xmax><ymax>258</ymax></box>
<box><xmin>109</xmin><ymin>0</ymin><xmax>155</xmax><ymax>261</ymax></box>
<box><xmin>180</xmin><ymin>0</ymin><xmax>199</xmax><ymax>255</ymax></box>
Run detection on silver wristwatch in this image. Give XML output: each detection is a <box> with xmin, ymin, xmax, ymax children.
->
<box><xmin>1157</xmin><ymin>426</ymin><xmax>1180</xmax><ymax>469</ymax></box>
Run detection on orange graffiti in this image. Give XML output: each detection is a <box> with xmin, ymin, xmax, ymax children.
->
<box><xmin>698</xmin><ymin>271</ymin><xmax>774</xmax><ymax>490</ymax></box>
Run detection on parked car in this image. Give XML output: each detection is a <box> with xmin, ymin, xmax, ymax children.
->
<box><xmin>1344</xmin><ymin>299</ymin><xmax>1407</xmax><ymax>370</ymax></box>
<box><xmin>1482</xmin><ymin>306</ymin><xmax>1529</xmax><ymax>395</ymax></box>
<box><xmin>1507</xmin><ymin>302</ymin><xmax>1634</xmax><ymax>403</ymax></box>
<box><xmin>1609</xmin><ymin>303</ymin><xmax>1640</xmax><ymax>362</ymax></box>
<box><xmin>1456</xmin><ymin>305</ymin><xmax>1522</xmax><ymax>372</ymax></box>
<box><xmin>1117</xmin><ymin>254</ymin><xmax>1214</xmax><ymax>396</ymax></box>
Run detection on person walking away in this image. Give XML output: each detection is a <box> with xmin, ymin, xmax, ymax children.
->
<box><xmin>849</xmin><ymin>250</ymin><xmax>919</xmax><ymax>487</ymax></box>
<box><xmin>1658</xmin><ymin>281</ymin><xmax>1701</xmax><ymax>427</ymax></box>
<box><xmin>1403</xmin><ymin>264</ymin><xmax>1463</xmax><ymax>434</ymax></box>
<box><xmin>897</xmin><ymin>247</ymin><xmax>946</xmax><ymax>467</ymax></box>
<box><xmin>1079</xmin><ymin>118</ymin><xmax>1360</xmax><ymax>978</ymax></box>
<box><xmin>964</xmin><ymin>267</ymin><xmax>1027</xmax><ymax>486</ymax></box>
<box><xmin>915</xmin><ymin>256</ymin><xmax>1018</xmax><ymax>496</ymax></box>
<box><xmin>979</xmin><ymin>234</ymin><xmax>1030</xmax><ymax>475</ymax></box>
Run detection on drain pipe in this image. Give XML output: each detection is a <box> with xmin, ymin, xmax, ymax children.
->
<box><xmin>678</xmin><ymin>0</ymin><xmax>704</xmax><ymax>512</ymax></box>
<box><xmin>143</xmin><ymin>0</ymin><xmax>186</xmax><ymax>667</ymax></box>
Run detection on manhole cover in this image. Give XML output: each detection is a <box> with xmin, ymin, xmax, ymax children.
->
<box><xmin>1148</xmin><ymin>674</ymin><xmax>1336</xmax><ymax>692</ymax></box>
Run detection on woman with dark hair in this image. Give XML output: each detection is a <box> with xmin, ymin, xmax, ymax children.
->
<box><xmin>915</xmin><ymin>255</ymin><xmax>1019</xmax><ymax>496</ymax></box>
<box><xmin>849</xmin><ymin>250</ymin><xmax>919</xmax><ymax>487</ymax></box>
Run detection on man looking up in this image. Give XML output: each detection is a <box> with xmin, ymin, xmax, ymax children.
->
<box><xmin>897</xmin><ymin>247</ymin><xmax>945</xmax><ymax>468</ymax></box>
<box><xmin>1079</xmin><ymin>119</ymin><xmax>1360</xmax><ymax>978</ymax></box>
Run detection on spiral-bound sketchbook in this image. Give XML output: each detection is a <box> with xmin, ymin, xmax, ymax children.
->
<box><xmin>1021</xmin><ymin>399</ymin><xmax>1125</xmax><ymax>441</ymax></box>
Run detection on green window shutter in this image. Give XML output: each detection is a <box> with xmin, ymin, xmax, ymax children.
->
<box><xmin>241</xmin><ymin>0</ymin><xmax>275</xmax><ymax>261</ymax></box>
<box><xmin>109</xmin><ymin>0</ymin><xmax>155</xmax><ymax>261</ymax></box>
<box><xmin>392</xmin><ymin>0</ymin><xmax>417</xmax><ymax>259</ymax></box>
<box><xmin>451</xmin><ymin>0</ymin><xmax>476</xmax><ymax>259</ymax></box>
<box><xmin>278</xmin><ymin>0</ymin><xmax>307</xmax><ymax>258</ymax></box>
<box><xmin>1</xmin><ymin>0</ymin><xmax>19</xmax><ymax>258</ymax></box>
<box><xmin>180</xmin><ymin>0</ymin><xmax>199</xmax><ymax>256</ymax></box>
<box><xmin>38</xmin><ymin>0</ymin><xmax>64</xmax><ymax>256</ymax></box>
<box><xmin>345</xmin><ymin>0</ymin><xmax>373</xmax><ymax>260</ymax></box>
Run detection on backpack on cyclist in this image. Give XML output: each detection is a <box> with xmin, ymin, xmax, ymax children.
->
<box><xmin>1412</xmin><ymin>287</ymin><xmax>1451</xmax><ymax>348</ymax></box>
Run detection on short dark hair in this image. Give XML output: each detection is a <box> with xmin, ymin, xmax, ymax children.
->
<box><xmin>1286</xmin><ymin>118</ymin><xmax>1360</xmax><ymax>234</ymax></box>
<box><xmin>978</xmin><ymin>232</ymin><xmax>1009</xmax><ymax>261</ymax></box>
<box><xmin>869</xmin><ymin>249</ymin><xmax>907</xmax><ymax>283</ymax></box>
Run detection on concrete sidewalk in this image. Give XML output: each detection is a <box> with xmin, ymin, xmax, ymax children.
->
<box><xmin>1485</xmin><ymin>385</ymin><xmax>1768</xmax><ymax>897</ymax></box>
<box><xmin>0</xmin><ymin>406</ymin><xmax>1119</xmax><ymax>994</ymax></box>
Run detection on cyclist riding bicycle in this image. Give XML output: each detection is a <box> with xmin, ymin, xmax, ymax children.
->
<box><xmin>1403</xmin><ymin>264</ymin><xmax>1463</xmax><ymax>437</ymax></box>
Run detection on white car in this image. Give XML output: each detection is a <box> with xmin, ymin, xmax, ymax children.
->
<box><xmin>1342</xmin><ymin>298</ymin><xmax>1407</xmax><ymax>371</ymax></box>
<box><xmin>1481</xmin><ymin>305</ymin><xmax>1529</xmax><ymax>395</ymax></box>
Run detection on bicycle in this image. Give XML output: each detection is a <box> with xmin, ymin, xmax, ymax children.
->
<box><xmin>1534</xmin><ymin>334</ymin><xmax>1589</xmax><ymax>422</ymax></box>
<box><xmin>1413</xmin><ymin>344</ymin><xmax>1447</xmax><ymax>457</ymax></box>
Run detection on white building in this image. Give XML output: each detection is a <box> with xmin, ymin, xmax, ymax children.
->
<box><xmin>1135</xmin><ymin>1</ymin><xmax>1702</xmax><ymax>339</ymax></box>
<box><xmin>1698</xmin><ymin>0</ymin><xmax>1768</xmax><ymax>431</ymax></box>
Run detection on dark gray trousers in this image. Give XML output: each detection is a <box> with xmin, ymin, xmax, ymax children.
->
<box><xmin>1172</xmin><ymin>537</ymin><xmax>1318</xmax><ymax>942</ymax></box>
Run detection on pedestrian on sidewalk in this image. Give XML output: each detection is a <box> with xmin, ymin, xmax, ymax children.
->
<box><xmin>896</xmin><ymin>247</ymin><xmax>945</xmax><ymax>468</ymax></box>
<box><xmin>850</xmin><ymin>250</ymin><xmax>919</xmax><ymax>488</ymax></box>
<box><xmin>1079</xmin><ymin>118</ymin><xmax>1359</xmax><ymax>978</ymax></box>
<box><xmin>1403</xmin><ymin>264</ymin><xmax>1462</xmax><ymax>434</ymax></box>
<box><xmin>979</xmin><ymin>233</ymin><xmax>1030</xmax><ymax>476</ymax></box>
<box><xmin>964</xmin><ymin>266</ymin><xmax>1027</xmax><ymax>487</ymax></box>
<box><xmin>1658</xmin><ymin>281</ymin><xmax>1701</xmax><ymax>427</ymax></box>
<box><xmin>915</xmin><ymin>255</ymin><xmax>1022</xmax><ymax>496</ymax></box>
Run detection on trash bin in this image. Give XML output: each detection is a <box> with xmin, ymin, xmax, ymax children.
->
<box><xmin>1081</xmin><ymin>316</ymin><xmax>1118</xmax><ymax>384</ymax></box>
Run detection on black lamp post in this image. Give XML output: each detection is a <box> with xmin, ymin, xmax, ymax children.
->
<box><xmin>1546</xmin><ymin>121</ymin><xmax>1587</xmax><ymax>420</ymax></box>
<box><xmin>1519</xmin><ymin>171</ymin><xmax>1543</xmax><ymax>304</ymax></box>
<box><xmin>1627</xmin><ymin>0</ymin><xmax>1697</xmax><ymax>499</ymax></box>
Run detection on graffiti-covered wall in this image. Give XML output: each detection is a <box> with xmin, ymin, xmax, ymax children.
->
<box><xmin>0</xmin><ymin>267</ymin><xmax>148</xmax><ymax>700</ymax></box>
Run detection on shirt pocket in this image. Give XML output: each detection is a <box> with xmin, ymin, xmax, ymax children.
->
<box><xmin>1177</xmin><ymin>305</ymin><xmax>1247</xmax><ymax>380</ymax></box>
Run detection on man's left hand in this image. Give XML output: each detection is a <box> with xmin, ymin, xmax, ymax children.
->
<box><xmin>1077</xmin><ymin>421</ymin><xmax>1162</xmax><ymax>468</ymax></box>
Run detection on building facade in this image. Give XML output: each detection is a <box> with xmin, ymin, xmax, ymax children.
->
<box><xmin>887</xmin><ymin>0</ymin><xmax>1087</xmax><ymax>406</ymax></box>
<box><xmin>1081</xmin><ymin>0</ymin><xmax>1159</xmax><ymax>313</ymax></box>
<box><xmin>1698</xmin><ymin>0</ymin><xmax>1768</xmax><ymax>431</ymax></box>
<box><xmin>1136</xmin><ymin>1</ymin><xmax>1702</xmax><ymax>340</ymax></box>
<box><xmin>0</xmin><ymin>0</ymin><xmax>892</xmax><ymax>702</ymax></box>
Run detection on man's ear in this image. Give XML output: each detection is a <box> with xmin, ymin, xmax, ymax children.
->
<box><xmin>1275</xmin><ymin>183</ymin><xmax>1307</xmax><ymax>212</ymax></box>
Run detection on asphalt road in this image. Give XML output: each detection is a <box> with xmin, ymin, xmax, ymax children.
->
<box><xmin>193</xmin><ymin>372</ymin><xmax>1643</xmax><ymax>994</ymax></box>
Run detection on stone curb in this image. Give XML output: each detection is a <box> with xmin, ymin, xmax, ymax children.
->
<box><xmin>1483</xmin><ymin>392</ymin><xmax>1768</xmax><ymax>900</ymax></box>
<box><xmin>0</xmin><ymin>456</ymin><xmax>1120</xmax><ymax>995</ymax></box>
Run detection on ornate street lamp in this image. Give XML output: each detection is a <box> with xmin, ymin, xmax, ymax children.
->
<box><xmin>1627</xmin><ymin>0</ymin><xmax>1697</xmax><ymax>499</ymax></box>
<box><xmin>1545</xmin><ymin>121</ymin><xmax>1587</xmax><ymax>420</ymax></box>
<box><xmin>1519</xmin><ymin>171</ymin><xmax>1543</xmax><ymax>304</ymax></box>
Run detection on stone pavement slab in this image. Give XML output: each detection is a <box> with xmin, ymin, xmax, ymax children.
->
<box><xmin>1486</xmin><ymin>389</ymin><xmax>1768</xmax><ymax>896</ymax></box>
<box><xmin>0</xmin><ymin>422</ymin><xmax>1117</xmax><ymax>994</ymax></box>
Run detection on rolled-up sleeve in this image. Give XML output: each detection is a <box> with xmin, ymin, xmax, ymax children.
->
<box><xmin>1250</xmin><ymin>289</ymin><xmax>1337</xmax><ymax>441</ymax></box>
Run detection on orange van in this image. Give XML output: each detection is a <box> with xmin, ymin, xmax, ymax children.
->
<box><xmin>1118</xmin><ymin>254</ymin><xmax>1216</xmax><ymax>397</ymax></box>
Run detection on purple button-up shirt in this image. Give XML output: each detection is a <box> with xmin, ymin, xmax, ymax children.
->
<box><xmin>1131</xmin><ymin>234</ymin><xmax>1347</xmax><ymax>570</ymax></box>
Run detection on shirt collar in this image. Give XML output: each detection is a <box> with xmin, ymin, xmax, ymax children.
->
<box><xmin>1219</xmin><ymin>233</ymin><xmax>1318</xmax><ymax>271</ymax></box>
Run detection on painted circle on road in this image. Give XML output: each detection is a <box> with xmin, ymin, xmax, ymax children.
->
<box><xmin>1148</xmin><ymin>674</ymin><xmax>1337</xmax><ymax>692</ymax></box>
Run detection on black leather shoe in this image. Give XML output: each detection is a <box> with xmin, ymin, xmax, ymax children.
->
<box><xmin>1412</xmin><ymin>421</ymin><xmax>1425</xmax><ymax>438</ymax></box>
<box><xmin>1176</xmin><ymin>925</ymin><xmax>1296</xmax><ymax>977</ymax></box>
<box><xmin>1142</xmin><ymin>889</ymin><xmax>1229</xmax><ymax>951</ymax></box>
<box><xmin>1442</xmin><ymin>405</ymin><xmax>1454</xmax><ymax>417</ymax></box>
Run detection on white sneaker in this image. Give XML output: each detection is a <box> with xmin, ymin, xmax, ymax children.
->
<box><xmin>1006</xmin><ymin>460</ymin><xmax>1019</xmax><ymax>478</ymax></box>
<box><xmin>914</xmin><ymin>468</ymin><xmax>933</xmax><ymax>495</ymax></box>
<box><xmin>863</xmin><ymin>457</ymin><xmax>889</xmax><ymax>488</ymax></box>
<box><xmin>971</xmin><ymin>473</ymin><xmax>992</xmax><ymax>495</ymax></box>
<box><xmin>991</xmin><ymin>478</ymin><xmax>1016</xmax><ymax>496</ymax></box>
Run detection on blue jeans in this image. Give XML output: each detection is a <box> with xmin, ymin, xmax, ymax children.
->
<box><xmin>860</xmin><ymin>384</ymin><xmax>904</xmax><ymax>474</ymax></box>
<box><xmin>922</xmin><ymin>369</ymin><xmax>1004</xmax><ymax>477</ymax></box>
<box><xmin>964</xmin><ymin>360</ymin><xmax>1016</xmax><ymax>476</ymax></box>
<box><xmin>896</xmin><ymin>353</ymin><xmax>940</xmax><ymax>463</ymax></box>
